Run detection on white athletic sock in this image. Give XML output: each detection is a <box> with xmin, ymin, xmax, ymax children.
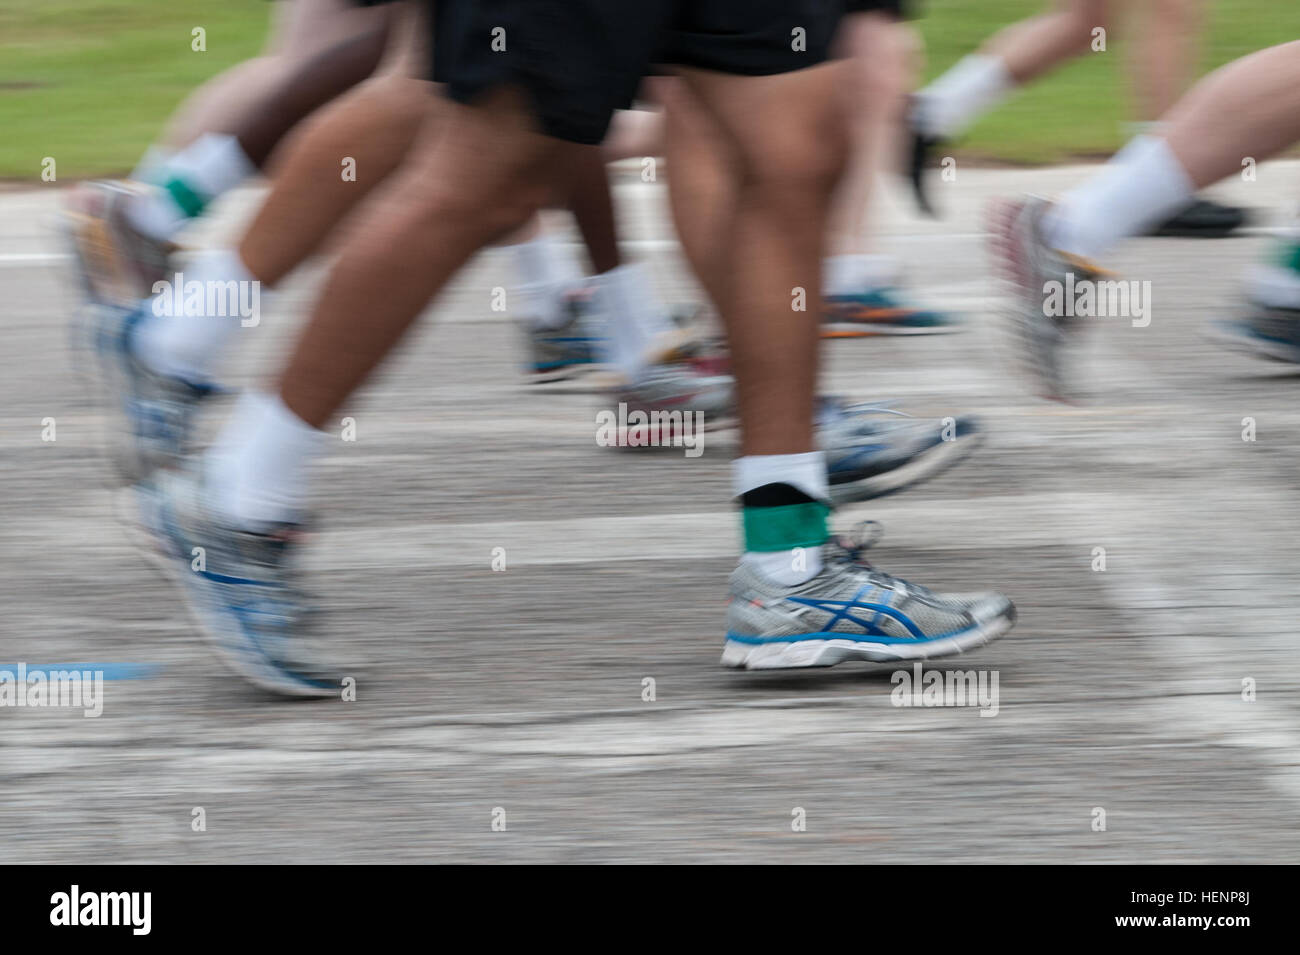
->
<box><xmin>205</xmin><ymin>391</ymin><xmax>325</xmax><ymax>531</ymax></box>
<box><xmin>512</xmin><ymin>233</ymin><xmax>582</xmax><ymax>330</ymax></box>
<box><xmin>127</xmin><ymin>133</ymin><xmax>255</xmax><ymax>241</ymax></box>
<box><xmin>734</xmin><ymin>452</ymin><xmax>829</xmax><ymax>586</ymax></box>
<box><xmin>733</xmin><ymin>452</ymin><xmax>829</xmax><ymax>505</ymax></box>
<box><xmin>594</xmin><ymin>263</ymin><xmax>676</xmax><ymax>382</ymax></box>
<box><xmin>130</xmin><ymin>146</ymin><xmax>174</xmax><ymax>184</ymax></box>
<box><xmin>1045</xmin><ymin>135</ymin><xmax>1196</xmax><ymax>262</ymax></box>
<box><xmin>824</xmin><ymin>253</ymin><xmax>903</xmax><ymax>296</ymax></box>
<box><xmin>915</xmin><ymin>54</ymin><xmax>1014</xmax><ymax>140</ymax></box>
<box><xmin>134</xmin><ymin>249</ymin><xmax>259</xmax><ymax>382</ymax></box>
<box><xmin>126</xmin><ymin>189</ymin><xmax>188</xmax><ymax>243</ymax></box>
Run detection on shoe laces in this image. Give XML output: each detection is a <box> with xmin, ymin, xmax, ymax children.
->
<box><xmin>829</xmin><ymin>520</ymin><xmax>936</xmax><ymax>601</ymax></box>
<box><xmin>817</xmin><ymin>396</ymin><xmax>913</xmax><ymax>433</ymax></box>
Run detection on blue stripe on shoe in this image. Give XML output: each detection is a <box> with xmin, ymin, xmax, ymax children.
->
<box><xmin>729</xmin><ymin>587</ymin><xmax>972</xmax><ymax>645</ymax></box>
<box><xmin>785</xmin><ymin>591</ymin><xmax>932</xmax><ymax>639</ymax></box>
<box><xmin>196</xmin><ymin>569</ymin><xmax>283</xmax><ymax>587</ymax></box>
<box><xmin>155</xmin><ymin>490</ymin><xmax>333</xmax><ymax>693</ymax></box>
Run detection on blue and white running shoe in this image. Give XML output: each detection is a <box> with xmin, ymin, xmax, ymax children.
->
<box><xmin>722</xmin><ymin>523</ymin><xmax>1016</xmax><ymax>669</ymax></box>
<box><xmin>78</xmin><ymin>302</ymin><xmax>216</xmax><ymax>484</ymax></box>
<box><xmin>124</xmin><ymin>468</ymin><xmax>342</xmax><ymax>698</ymax></box>
<box><xmin>819</xmin><ymin>398</ymin><xmax>981</xmax><ymax>504</ymax></box>
<box><xmin>1212</xmin><ymin>304</ymin><xmax>1300</xmax><ymax>364</ymax></box>
<box><xmin>823</xmin><ymin>286</ymin><xmax>959</xmax><ymax>337</ymax></box>
<box><xmin>523</xmin><ymin>285</ymin><xmax>605</xmax><ymax>383</ymax></box>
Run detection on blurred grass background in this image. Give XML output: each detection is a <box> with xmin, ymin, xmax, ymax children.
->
<box><xmin>1</xmin><ymin>0</ymin><xmax>1298</xmax><ymax>179</ymax></box>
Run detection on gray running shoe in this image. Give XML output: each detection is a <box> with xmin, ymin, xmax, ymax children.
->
<box><xmin>722</xmin><ymin>524</ymin><xmax>1015</xmax><ymax>669</ymax></box>
<box><xmin>987</xmin><ymin>195</ymin><xmax>1106</xmax><ymax>401</ymax></box>
<box><xmin>1213</xmin><ymin>304</ymin><xmax>1300</xmax><ymax>364</ymax></box>
<box><xmin>78</xmin><ymin>302</ymin><xmax>216</xmax><ymax>484</ymax></box>
<box><xmin>124</xmin><ymin>468</ymin><xmax>344</xmax><ymax>698</ymax></box>
<box><xmin>819</xmin><ymin>398</ymin><xmax>981</xmax><ymax>504</ymax></box>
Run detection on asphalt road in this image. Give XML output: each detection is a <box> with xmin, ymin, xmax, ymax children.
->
<box><xmin>2</xmin><ymin>163</ymin><xmax>1299</xmax><ymax>863</ymax></box>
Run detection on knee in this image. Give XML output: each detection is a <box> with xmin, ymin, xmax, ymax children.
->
<box><xmin>415</xmin><ymin>172</ymin><xmax>549</xmax><ymax>244</ymax></box>
<box><xmin>738</xmin><ymin>129</ymin><xmax>848</xmax><ymax>213</ymax></box>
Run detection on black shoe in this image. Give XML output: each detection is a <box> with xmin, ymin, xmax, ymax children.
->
<box><xmin>905</xmin><ymin>98</ymin><xmax>945</xmax><ymax>218</ymax></box>
<box><xmin>1148</xmin><ymin>197</ymin><xmax>1248</xmax><ymax>238</ymax></box>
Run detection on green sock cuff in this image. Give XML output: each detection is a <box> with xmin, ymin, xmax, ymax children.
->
<box><xmin>742</xmin><ymin>501</ymin><xmax>830</xmax><ymax>553</ymax></box>
<box><xmin>161</xmin><ymin>176</ymin><xmax>208</xmax><ymax>219</ymax></box>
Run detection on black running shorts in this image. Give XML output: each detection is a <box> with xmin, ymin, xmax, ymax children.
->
<box><xmin>844</xmin><ymin>0</ymin><xmax>917</xmax><ymax>19</ymax></box>
<box><xmin>433</xmin><ymin>0</ymin><xmax>847</xmax><ymax>145</ymax></box>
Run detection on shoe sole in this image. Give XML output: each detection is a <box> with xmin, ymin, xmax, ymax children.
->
<box><xmin>117</xmin><ymin>484</ymin><xmax>339</xmax><ymax>699</ymax></box>
<box><xmin>821</xmin><ymin>323</ymin><xmax>960</xmax><ymax>338</ymax></box>
<box><xmin>528</xmin><ymin>362</ymin><xmax>605</xmax><ymax>385</ymax></box>
<box><xmin>1148</xmin><ymin>224</ymin><xmax>1242</xmax><ymax>239</ymax></box>
<box><xmin>720</xmin><ymin>606</ymin><xmax>1016</xmax><ymax>670</ymax></box>
<box><xmin>828</xmin><ymin>427</ymin><xmax>982</xmax><ymax>505</ymax></box>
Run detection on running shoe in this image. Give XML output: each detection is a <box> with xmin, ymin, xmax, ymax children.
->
<box><xmin>64</xmin><ymin>181</ymin><xmax>174</xmax><ymax>307</ymax></box>
<box><xmin>522</xmin><ymin>284</ymin><xmax>605</xmax><ymax>383</ymax></box>
<box><xmin>123</xmin><ymin>468</ymin><xmax>342</xmax><ymax>698</ymax></box>
<box><xmin>606</xmin><ymin>353</ymin><xmax>737</xmax><ymax>446</ymax></box>
<box><xmin>904</xmin><ymin>98</ymin><xmax>945</xmax><ymax>218</ymax></box>
<box><xmin>823</xmin><ymin>286</ymin><xmax>958</xmax><ymax>337</ymax></box>
<box><xmin>1213</xmin><ymin>303</ymin><xmax>1300</xmax><ymax>364</ymax></box>
<box><xmin>523</xmin><ymin>280</ymin><xmax>708</xmax><ymax>384</ymax></box>
<box><xmin>1147</xmin><ymin>197</ymin><xmax>1247</xmax><ymax>238</ymax></box>
<box><xmin>819</xmin><ymin>398</ymin><xmax>981</xmax><ymax>503</ymax></box>
<box><xmin>77</xmin><ymin>302</ymin><xmax>217</xmax><ymax>484</ymax></box>
<box><xmin>987</xmin><ymin>195</ymin><xmax>1107</xmax><ymax>401</ymax></box>
<box><xmin>722</xmin><ymin>522</ymin><xmax>1015</xmax><ymax>669</ymax></box>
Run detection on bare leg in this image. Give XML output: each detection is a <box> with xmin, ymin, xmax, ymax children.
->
<box><xmin>230</xmin><ymin>22</ymin><xmax>394</xmax><ymax>169</ymax></box>
<box><xmin>1128</xmin><ymin>0</ymin><xmax>1202</xmax><ymax>122</ymax></box>
<box><xmin>159</xmin><ymin>0</ymin><xmax>392</xmax><ymax>153</ymax></box>
<box><xmin>914</xmin><ymin>0</ymin><xmax>1108</xmax><ymax>145</ymax></box>
<box><xmin>662</xmin><ymin>78</ymin><xmax>737</xmax><ymax>311</ymax></box>
<box><xmin>1048</xmin><ymin>41</ymin><xmax>1300</xmax><ymax>263</ymax></box>
<box><xmin>239</xmin><ymin>74</ymin><xmax>436</xmax><ymax>286</ymax></box>
<box><xmin>237</xmin><ymin>3</ymin><xmax>439</xmax><ymax>283</ymax></box>
<box><xmin>277</xmin><ymin>88</ymin><xmax>566</xmax><ymax>427</ymax></box>
<box><xmin>1160</xmin><ymin>41</ymin><xmax>1300</xmax><ymax>188</ymax></box>
<box><xmin>565</xmin><ymin>148</ymin><xmax>622</xmax><ymax>275</ymax></box>
<box><xmin>830</xmin><ymin>12</ymin><xmax>914</xmax><ymax>256</ymax></box>
<box><xmin>673</xmin><ymin>64</ymin><xmax>850</xmax><ymax>455</ymax></box>
<box><xmin>985</xmin><ymin>0</ymin><xmax>1109</xmax><ymax>85</ymax></box>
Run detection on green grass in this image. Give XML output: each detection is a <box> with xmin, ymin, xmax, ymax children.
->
<box><xmin>0</xmin><ymin>1</ymin><xmax>267</xmax><ymax>180</ymax></box>
<box><xmin>1</xmin><ymin>0</ymin><xmax>1298</xmax><ymax>179</ymax></box>
<box><xmin>915</xmin><ymin>0</ymin><xmax>1300</xmax><ymax>164</ymax></box>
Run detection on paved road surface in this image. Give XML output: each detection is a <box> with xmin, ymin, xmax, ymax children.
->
<box><xmin>2</xmin><ymin>164</ymin><xmax>1299</xmax><ymax>862</ymax></box>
